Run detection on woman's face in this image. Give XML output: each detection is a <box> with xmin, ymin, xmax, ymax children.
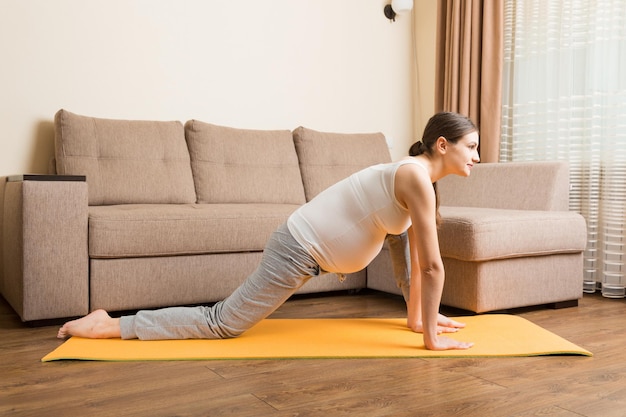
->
<box><xmin>447</xmin><ymin>131</ymin><xmax>480</xmax><ymax>177</ymax></box>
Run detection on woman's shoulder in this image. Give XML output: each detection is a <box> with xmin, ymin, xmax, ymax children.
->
<box><xmin>394</xmin><ymin>157</ymin><xmax>429</xmax><ymax>172</ymax></box>
<box><xmin>393</xmin><ymin>157</ymin><xmax>433</xmax><ymax>189</ymax></box>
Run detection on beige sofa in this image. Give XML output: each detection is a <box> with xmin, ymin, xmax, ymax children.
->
<box><xmin>0</xmin><ymin>110</ymin><xmax>587</xmax><ymax>322</ymax></box>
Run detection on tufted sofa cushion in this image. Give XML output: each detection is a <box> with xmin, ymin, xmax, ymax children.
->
<box><xmin>54</xmin><ymin>110</ymin><xmax>196</xmax><ymax>206</ymax></box>
<box><xmin>292</xmin><ymin>126</ymin><xmax>391</xmax><ymax>201</ymax></box>
<box><xmin>185</xmin><ymin>120</ymin><xmax>306</xmax><ymax>205</ymax></box>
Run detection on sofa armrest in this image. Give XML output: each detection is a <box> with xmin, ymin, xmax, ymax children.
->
<box><xmin>2</xmin><ymin>175</ymin><xmax>89</xmax><ymax>321</ymax></box>
<box><xmin>437</xmin><ymin>161</ymin><xmax>570</xmax><ymax>211</ymax></box>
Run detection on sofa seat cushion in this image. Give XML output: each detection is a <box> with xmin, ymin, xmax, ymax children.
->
<box><xmin>438</xmin><ymin>206</ymin><xmax>587</xmax><ymax>262</ymax></box>
<box><xmin>88</xmin><ymin>204</ymin><xmax>300</xmax><ymax>258</ymax></box>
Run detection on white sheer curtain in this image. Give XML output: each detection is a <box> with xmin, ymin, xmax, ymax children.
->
<box><xmin>500</xmin><ymin>0</ymin><xmax>626</xmax><ymax>298</ymax></box>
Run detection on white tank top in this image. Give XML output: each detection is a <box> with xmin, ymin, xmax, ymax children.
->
<box><xmin>287</xmin><ymin>159</ymin><xmax>427</xmax><ymax>273</ymax></box>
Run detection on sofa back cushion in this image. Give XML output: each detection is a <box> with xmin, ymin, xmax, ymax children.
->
<box><xmin>54</xmin><ymin>110</ymin><xmax>196</xmax><ymax>206</ymax></box>
<box><xmin>293</xmin><ymin>126</ymin><xmax>392</xmax><ymax>201</ymax></box>
<box><xmin>438</xmin><ymin>161</ymin><xmax>571</xmax><ymax>211</ymax></box>
<box><xmin>185</xmin><ymin>120</ymin><xmax>306</xmax><ymax>204</ymax></box>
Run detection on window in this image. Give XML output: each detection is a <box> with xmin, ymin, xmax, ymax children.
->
<box><xmin>501</xmin><ymin>0</ymin><xmax>626</xmax><ymax>297</ymax></box>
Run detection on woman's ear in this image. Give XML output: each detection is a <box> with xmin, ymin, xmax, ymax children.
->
<box><xmin>436</xmin><ymin>136</ymin><xmax>448</xmax><ymax>154</ymax></box>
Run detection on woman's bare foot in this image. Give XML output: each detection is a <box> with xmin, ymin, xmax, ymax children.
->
<box><xmin>407</xmin><ymin>313</ymin><xmax>467</xmax><ymax>334</ymax></box>
<box><xmin>57</xmin><ymin>309</ymin><xmax>121</xmax><ymax>339</ymax></box>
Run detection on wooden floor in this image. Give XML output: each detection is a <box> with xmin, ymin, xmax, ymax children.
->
<box><xmin>2</xmin><ymin>290</ymin><xmax>626</xmax><ymax>417</ymax></box>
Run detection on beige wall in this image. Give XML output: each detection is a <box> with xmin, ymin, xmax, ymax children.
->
<box><xmin>0</xmin><ymin>0</ymin><xmax>436</xmax><ymax>176</ymax></box>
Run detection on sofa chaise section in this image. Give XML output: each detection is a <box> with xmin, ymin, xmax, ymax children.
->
<box><xmin>369</xmin><ymin>161</ymin><xmax>587</xmax><ymax>313</ymax></box>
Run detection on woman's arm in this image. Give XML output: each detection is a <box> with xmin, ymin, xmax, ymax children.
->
<box><xmin>405</xmin><ymin>225</ymin><xmax>422</xmax><ymax>327</ymax></box>
<box><xmin>406</xmin><ymin>227</ymin><xmax>467</xmax><ymax>335</ymax></box>
<box><xmin>395</xmin><ymin>164</ymin><xmax>473</xmax><ymax>351</ymax></box>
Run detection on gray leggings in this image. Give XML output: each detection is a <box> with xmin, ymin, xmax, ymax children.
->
<box><xmin>119</xmin><ymin>223</ymin><xmax>410</xmax><ymax>340</ymax></box>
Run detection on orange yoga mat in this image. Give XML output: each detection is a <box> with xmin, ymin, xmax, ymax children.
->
<box><xmin>42</xmin><ymin>315</ymin><xmax>591</xmax><ymax>362</ymax></box>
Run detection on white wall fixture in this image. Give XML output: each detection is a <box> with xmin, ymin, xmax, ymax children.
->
<box><xmin>384</xmin><ymin>0</ymin><xmax>413</xmax><ymax>22</ymax></box>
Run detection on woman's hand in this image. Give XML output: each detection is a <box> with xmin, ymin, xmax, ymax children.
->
<box><xmin>408</xmin><ymin>313</ymin><xmax>474</xmax><ymax>350</ymax></box>
<box><xmin>408</xmin><ymin>313</ymin><xmax>467</xmax><ymax>334</ymax></box>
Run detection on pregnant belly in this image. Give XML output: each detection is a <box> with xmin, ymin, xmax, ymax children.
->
<box><xmin>314</xmin><ymin>229</ymin><xmax>386</xmax><ymax>273</ymax></box>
